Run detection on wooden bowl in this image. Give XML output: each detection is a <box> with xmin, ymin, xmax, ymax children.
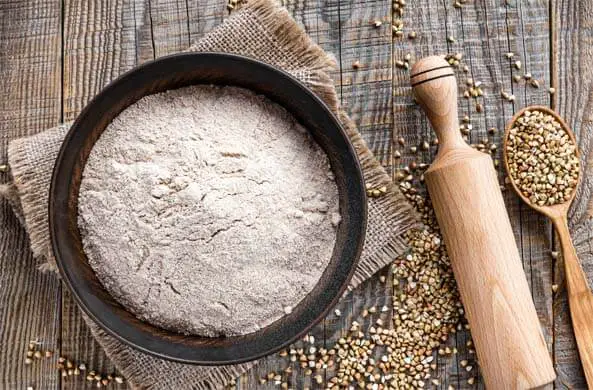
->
<box><xmin>49</xmin><ymin>53</ymin><xmax>367</xmax><ymax>365</ymax></box>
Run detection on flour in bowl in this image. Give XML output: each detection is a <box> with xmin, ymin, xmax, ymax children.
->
<box><xmin>78</xmin><ymin>85</ymin><xmax>340</xmax><ymax>336</ymax></box>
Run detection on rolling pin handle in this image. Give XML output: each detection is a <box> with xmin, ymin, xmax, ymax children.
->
<box><xmin>411</xmin><ymin>56</ymin><xmax>469</xmax><ymax>153</ymax></box>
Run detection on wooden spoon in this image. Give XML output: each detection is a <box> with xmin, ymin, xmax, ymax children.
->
<box><xmin>503</xmin><ymin>105</ymin><xmax>593</xmax><ymax>387</ymax></box>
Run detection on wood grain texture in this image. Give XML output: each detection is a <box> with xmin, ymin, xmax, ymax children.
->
<box><xmin>553</xmin><ymin>0</ymin><xmax>593</xmax><ymax>387</ymax></box>
<box><xmin>464</xmin><ymin>0</ymin><xmax>555</xmax><ymax>377</ymax></box>
<box><xmin>61</xmin><ymin>292</ymin><xmax>127</xmax><ymax>390</ymax></box>
<box><xmin>553</xmin><ymin>215</ymin><xmax>593</xmax><ymax>387</ymax></box>
<box><xmin>330</xmin><ymin>0</ymin><xmax>397</xmax><ymax>388</ymax></box>
<box><xmin>339</xmin><ymin>0</ymin><xmax>393</xmax><ymax>168</ymax></box>
<box><xmin>506</xmin><ymin>4</ymin><xmax>556</xmax><ymax>370</ymax></box>
<box><xmin>148</xmin><ymin>0</ymin><xmax>191</xmax><ymax>56</ymax></box>
<box><xmin>63</xmin><ymin>0</ymin><xmax>153</xmax><ymax>121</ymax></box>
<box><xmin>0</xmin><ymin>0</ymin><xmax>62</xmax><ymax>389</ymax></box>
<box><xmin>187</xmin><ymin>0</ymin><xmax>226</xmax><ymax>42</ymax></box>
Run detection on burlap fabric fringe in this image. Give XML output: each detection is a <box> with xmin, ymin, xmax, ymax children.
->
<box><xmin>0</xmin><ymin>0</ymin><xmax>419</xmax><ymax>388</ymax></box>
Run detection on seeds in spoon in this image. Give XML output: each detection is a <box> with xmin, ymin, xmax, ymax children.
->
<box><xmin>506</xmin><ymin>109</ymin><xmax>580</xmax><ymax>206</ymax></box>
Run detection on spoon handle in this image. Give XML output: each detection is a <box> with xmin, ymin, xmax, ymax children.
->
<box><xmin>553</xmin><ymin>214</ymin><xmax>593</xmax><ymax>387</ymax></box>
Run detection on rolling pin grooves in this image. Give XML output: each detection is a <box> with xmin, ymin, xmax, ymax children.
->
<box><xmin>410</xmin><ymin>60</ymin><xmax>455</xmax><ymax>87</ymax></box>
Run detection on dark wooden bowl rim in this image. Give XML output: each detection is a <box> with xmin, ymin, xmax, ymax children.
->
<box><xmin>49</xmin><ymin>52</ymin><xmax>367</xmax><ymax>365</ymax></box>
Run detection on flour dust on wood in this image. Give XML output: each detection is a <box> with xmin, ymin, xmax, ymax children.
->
<box><xmin>78</xmin><ymin>85</ymin><xmax>340</xmax><ymax>337</ymax></box>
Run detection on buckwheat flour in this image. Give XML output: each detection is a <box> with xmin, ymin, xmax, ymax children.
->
<box><xmin>78</xmin><ymin>85</ymin><xmax>340</xmax><ymax>337</ymax></box>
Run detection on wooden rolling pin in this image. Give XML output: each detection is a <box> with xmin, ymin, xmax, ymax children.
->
<box><xmin>410</xmin><ymin>56</ymin><xmax>556</xmax><ymax>389</ymax></box>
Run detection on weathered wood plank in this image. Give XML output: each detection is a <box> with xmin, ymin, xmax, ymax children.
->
<box><xmin>338</xmin><ymin>0</ymin><xmax>392</xmax><ymax>168</ymax></box>
<box><xmin>332</xmin><ymin>0</ymin><xmax>396</xmax><ymax>386</ymax></box>
<box><xmin>149</xmin><ymin>0</ymin><xmax>191</xmax><ymax>56</ymax></box>
<box><xmin>60</xmin><ymin>292</ymin><xmax>128</xmax><ymax>390</ymax></box>
<box><xmin>61</xmin><ymin>0</ymin><xmax>154</xmax><ymax>385</ymax></box>
<box><xmin>63</xmin><ymin>0</ymin><xmax>153</xmax><ymax>121</ymax></box>
<box><xmin>187</xmin><ymin>0</ymin><xmax>226</xmax><ymax>42</ymax></box>
<box><xmin>283</xmin><ymin>0</ymin><xmax>342</xmax><ymax>88</ymax></box>
<box><xmin>511</xmin><ymin>4</ymin><xmax>556</xmax><ymax>390</ymax></box>
<box><xmin>553</xmin><ymin>0</ymin><xmax>593</xmax><ymax>387</ymax></box>
<box><xmin>465</xmin><ymin>1</ymin><xmax>554</xmax><ymax>389</ymax></box>
<box><xmin>0</xmin><ymin>0</ymin><xmax>63</xmax><ymax>389</ymax></box>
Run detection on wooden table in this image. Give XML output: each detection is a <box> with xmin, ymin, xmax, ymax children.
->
<box><xmin>1</xmin><ymin>0</ymin><xmax>591</xmax><ymax>388</ymax></box>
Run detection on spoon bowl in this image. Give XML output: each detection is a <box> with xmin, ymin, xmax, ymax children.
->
<box><xmin>503</xmin><ymin>105</ymin><xmax>593</xmax><ymax>386</ymax></box>
<box><xmin>502</xmin><ymin>105</ymin><xmax>579</xmax><ymax>219</ymax></box>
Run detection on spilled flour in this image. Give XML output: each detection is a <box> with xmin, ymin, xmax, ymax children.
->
<box><xmin>78</xmin><ymin>85</ymin><xmax>340</xmax><ymax>336</ymax></box>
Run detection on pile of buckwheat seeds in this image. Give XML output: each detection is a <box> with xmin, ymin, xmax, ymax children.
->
<box><xmin>506</xmin><ymin>109</ymin><xmax>580</xmax><ymax>206</ymax></box>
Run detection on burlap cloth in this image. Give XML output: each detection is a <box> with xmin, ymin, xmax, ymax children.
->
<box><xmin>0</xmin><ymin>0</ymin><xmax>419</xmax><ymax>388</ymax></box>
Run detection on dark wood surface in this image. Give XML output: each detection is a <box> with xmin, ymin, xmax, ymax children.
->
<box><xmin>0</xmin><ymin>0</ymin><xmax>591</xmax><ymax>388</ymax></box>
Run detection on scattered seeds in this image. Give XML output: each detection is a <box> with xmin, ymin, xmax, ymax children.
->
<box><xmin>373</xmin><ymin>19</ymin><xmax>383</xmax><ymax>27</ymax></box>
<box><xmin>506</xmin><ymin>109</ymin><xmax>580</xmax><ymax>206</ymax></box>
<box><xmin>352</xmin><ymin>61</ymin><xmax>361</xmax><ymax>69</ymax></box>
<box><xmin>475</xmin><ymin>103</ymin><xmax>483</xmax><ymax>113</ymax></box>
<box><xmin>530</xmin><ymin>79</ymin><xmax>540</xmax><ymax>88</ymax></box>
<box><xmin>447</xmin><ymin>36</ymin><xmax>456</xmax><ymax>43</ymax></box>
<box><xmin>396</xmin><ymin>60</ymin><xmax>409</xmax><ymax>70</ymax></box>
<box><xmin>514</xmin><ymin>60</ymin><xmax>522</xmax><ymax>70</ymax></box>
<box><xmin>505</xmin><ymin>52</ymin><xmax>515</xmax><ymax>59</ymax></box>
<box><xmin>551</xmin><ymin>251</ymin><xmax>559</xmax><ymax>259</ymax></box>
<box><xmin>549</xmin><ymin>87</ymin><xmax>556</xmax><ymax>95</ymax></box>
<box><xmin>513</xmin><ymin>74</ymin><xmax>522</xmax><ymax>83</ymax></box>
<box><xmin>523</xmin><ymin>73</ymin><xmax>532</xmax><ymax>80</ymax></box>
<box><xmin>552</xmin><ymin>284</ymin><xmax>559</xmax><ymax>293</ymax></box>
<box><xmin>408</xmin><ymin>31</ymin><xmax>417</xmax><ymax>39</ymax></box>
